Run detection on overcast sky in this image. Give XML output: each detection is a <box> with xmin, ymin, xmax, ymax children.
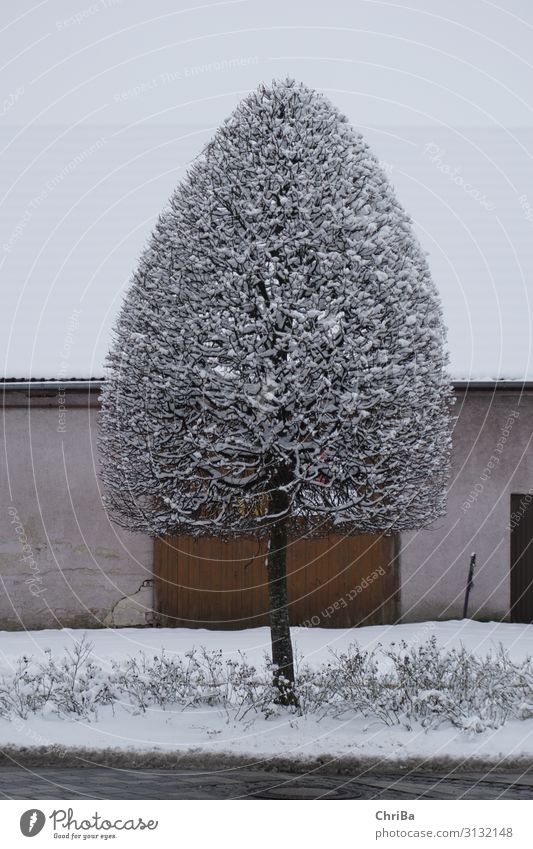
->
<box><xmin>2</xmin><ymin>0</ymin><xmax>532</xmax><ymax>378</ymax></box>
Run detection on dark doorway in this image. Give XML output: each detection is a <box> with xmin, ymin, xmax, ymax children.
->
<box><xmin>510</xmin><ymin>493</ymin><xmax>533</xmax><ymax>623</ymax></box>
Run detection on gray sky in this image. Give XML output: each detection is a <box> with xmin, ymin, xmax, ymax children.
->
<box><xmin>2</xmin><ymin>0</ymin><xmax>533</xmax><ymax>378</ymax></box>
<box><xmin>4</xmin><ymin>0</ymin><xmax>533</xmax><ymax>129</ymax></box>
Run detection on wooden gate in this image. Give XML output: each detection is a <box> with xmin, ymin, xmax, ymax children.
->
<box><xmin>511</xmin><ymin>494</ymin><xmax>533</xmax><ymax>623</ymax></box>
<box><xmin>154</xmin><ymin>532</ymin><xmax>398</xmax><ymax>628</ymax></box>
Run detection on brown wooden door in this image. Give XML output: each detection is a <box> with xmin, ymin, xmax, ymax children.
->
<box><xmin>154</xmin><ymin>532</ymin><xmax>398</xmax><ymax>628</ymax></box>
<box><xmin>511</xmin><ymin>494</ymin><xmax>533</xmax><ymax>623</ymax></box>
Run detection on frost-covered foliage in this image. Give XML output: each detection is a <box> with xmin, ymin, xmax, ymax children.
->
<box><xmin>313</xmin><ymin>637</ymin><xmax>531</xmax><ymax>733</ymax></box>
<box><xmin>0</xmin><ymin>638</ymin><xmax>112</xmax><ymax>720</ymax></box>
<box><xmin>107</xmin><ymin>648</ymin><xmax>267</xmax><ymax>719</ymax></box>
<box><xmin>2</xmin><ymin>638</ymin><xmax>533</xmax><ymax>734</ymax></box>
<box><xmin>99</xmin><ymin>78</ymin><xmax>452</xmax><ymax>537</ymax></box>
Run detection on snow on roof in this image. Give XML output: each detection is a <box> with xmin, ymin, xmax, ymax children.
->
<box><xmin>2</xmin><ymin>123</ymin><xmax>531</xmax><ymax>382</ymax></box>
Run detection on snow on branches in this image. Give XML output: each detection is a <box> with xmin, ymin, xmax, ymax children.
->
<box><xmin>99</xmin><ymin>78</ymin><xmax>452</xmax><ymax>538</ymax></box>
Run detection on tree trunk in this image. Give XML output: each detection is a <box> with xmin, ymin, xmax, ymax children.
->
<box><xmin>266</xmin><ymin>489</ymin><xmax>298</xmax><ymax>707</ymax></box>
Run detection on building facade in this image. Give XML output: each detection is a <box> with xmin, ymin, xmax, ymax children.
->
<box><xmin>1</xmin><ymin>379</ymin><xmax>532</xmax><ymax>630</ymax></box>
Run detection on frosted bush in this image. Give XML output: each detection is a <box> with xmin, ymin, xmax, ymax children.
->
<box><xmin>1</xmin><ymin>637</ymin><xmax>532</xmax><ymax>733</ymax></box>
<box><xmin>320</xmin><ymin>637</ymin><xmax>532</xmax><ymax>732</ymax></box>
<box><xmin>0</xmin><ymin>637</ymin><xmax>111</xmax><ymax>720</ymax></box>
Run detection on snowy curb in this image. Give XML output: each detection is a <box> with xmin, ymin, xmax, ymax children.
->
<box><xmin>1</xmin><ymin>746</ymin><xmax>533</xmax><ymax>775</ymax></box>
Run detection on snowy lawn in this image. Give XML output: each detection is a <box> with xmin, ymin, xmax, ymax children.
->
<box><xmin>2</xmin><ymin>620</ymin><xmax>533</xmax><ymax>764</ymax></box>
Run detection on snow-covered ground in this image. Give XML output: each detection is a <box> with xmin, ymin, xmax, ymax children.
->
<box><xmin>2</xmin><ymin>620</ymin><xmax>533</xmax><ymax>764</ymax></box>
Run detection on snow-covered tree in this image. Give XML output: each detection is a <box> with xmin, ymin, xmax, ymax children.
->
<box><xmin>99</xmin><ymin>79</ymin><xmax>452</xmax><ymax>704</ymax></box>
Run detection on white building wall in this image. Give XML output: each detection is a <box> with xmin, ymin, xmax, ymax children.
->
<box><xmin>400</xmin><ymin>389</ymin><xmax>533</xmax><ymax>622</ymax></box>
<box><xmin>1</xmin><ymin>385</ymin><xmax>153</xmax><ymax>629</ymax></box>
<box><xmin>2</xmin><ymin>384</ymin><xmax>532</xmax><ymax>630</ymax></box>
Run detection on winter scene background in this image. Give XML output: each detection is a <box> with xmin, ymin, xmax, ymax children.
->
<box><xmin>2</xmin><ymin>0</ymin><xmax>533</xmax><ymax>796</ymax></box>
<box><xmin>2</xmin><ymin>0</ymin><xmax>532</xmax><ymax>382</ymax></box>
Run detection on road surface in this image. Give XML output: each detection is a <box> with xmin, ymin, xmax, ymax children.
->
<box><xmin>1</xmin><ymin>766</ymin><xmax>533</xmax><ymax>799</ymax></box>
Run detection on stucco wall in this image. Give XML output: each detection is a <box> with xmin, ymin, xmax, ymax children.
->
<box><xmin>1</xmin><ymin>387</ymin><xmax>153</xmax><ymax>629</ymax></box>
<box><xmin>400</xmin><ymin>389</ymin><xmax>533</xmax><ymax>622</ymax></box>
<box><xmin>2</xmin><ymin>385</ymin><xmax>532</xmax><ymax>630</ymax></box>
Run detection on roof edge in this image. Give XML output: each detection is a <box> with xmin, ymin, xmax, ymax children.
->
<box><xmin>2</xmin><ymin>378</ymin><xmax>533</xmax><ymax>392</ymax></box>
<box><xmin>1</xmin><ymin>379</ymin><xmax>103</xmax><ymax>391</ymax></box>
<box><xmin>452</xmin><ymin>380</ymin><xmax>533</xmax><ymax>391</ymax></box>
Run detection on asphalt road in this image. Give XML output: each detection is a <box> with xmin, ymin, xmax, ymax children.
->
<box><xmin>1</xmin><ymin>766</ymin><xmax>533</xmax><ymax>799</ymax></box>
